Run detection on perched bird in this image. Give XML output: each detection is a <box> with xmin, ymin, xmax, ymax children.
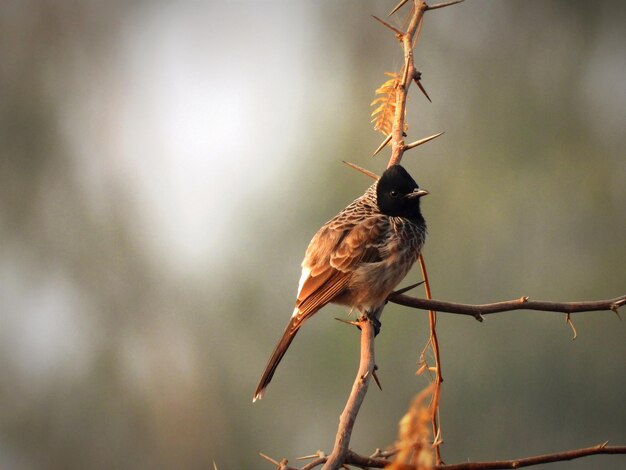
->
<box><xmin>253</xmin><ymin>165</ymin><xmax>428</xmax><ymax>402</ymax></box>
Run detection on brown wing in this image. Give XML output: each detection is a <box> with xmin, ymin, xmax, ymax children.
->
<box><xmin>294</xmin><ymin>216</ymin><xmax>384</xmax><ymax>326</ymax></box>
<box><xmin>253</xmin><ymin>213</ymin><xmax>384</xmax><ymax>401</ymax></box>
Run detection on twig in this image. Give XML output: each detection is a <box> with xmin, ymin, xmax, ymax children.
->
<box><xmin>324</xmin><ymin>2</ymin><xmax>457</xmax><ymax>468</ymax></box>
<box><xmin>388</xmin><ymin>294</ymin><xmax>626</xmax><ymax>320</ymax></box>
<box><xmin>263</xmin><ymin>444</ymin><xmax>626</xmax><ymax>469</ymax></box>
<box><xmin>433</xmin><ymin>443</ymin><xmax>626</xmax><ymax>470</ymax></box>
<box><xmin>323</xmin><ymin>315</ymin><xmax>377</xmax><ymax>470</ymax></box>
<box><xmin>388</xmin><ymin>0</ymin><xmax>428</xmax><ymax>168</ymax></box>
<box><xmin>419</xmin><ymin>254</ymin><xmax>444</xmax><ymax>464</ymax></box>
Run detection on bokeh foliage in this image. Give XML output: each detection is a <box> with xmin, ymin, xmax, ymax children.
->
<box><xmin>0</xmin><ymin>1</ymin><xmax>625</xmax><ymax>469</ymax></box>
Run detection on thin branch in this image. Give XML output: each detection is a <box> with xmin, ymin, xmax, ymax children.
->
<box><xmin>304</xmin><ymin>449</ymin><xmax>392</xmax><ymax>470</ymax></box>
<box><xmin>388</xmin><ymin>0</ymin><xmax>428</xmax><ymax>168</ymax></box>
<box><xmin>323</xmin><ymin>315</ymin><xmax>377</xmax><ymax>470</ymax></box>
<box><xmin>388</xmin><ymin>293</ymin><xmax>626</xmax><ymax>320</ymax></box>
<box><xmin>419</xmin><ymin>254</ymin><xmax>443</xmax><ymax>464</ymax></box>
<box><xmin>267</xmin><ymin>444</ymin><xmax>626</xmax><ymax>470</ymax></box>
<box><xmin>433</xmin><ymin>443</ymin><xmax>626</xmax><ymax>470</ymax></box>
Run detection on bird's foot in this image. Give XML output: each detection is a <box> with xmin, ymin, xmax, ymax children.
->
<box><xmin>367</xmin><ymin>315</ymin><xmax>382</xmax><ymax>336</ymax></box>
<box><xmin>355</xmin><ymin>313</ymin><xmax>382</xmax><ymax>336</ymax></box>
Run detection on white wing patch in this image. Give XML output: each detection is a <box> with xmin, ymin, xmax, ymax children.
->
<box><xmin>296</xmin><ymin>267</ymin><xmax>311</xmax><ymax>298</ymax></box>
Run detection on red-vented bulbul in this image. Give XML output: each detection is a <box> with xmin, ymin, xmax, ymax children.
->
<box><xmin>254</xmin><ymin>165</ymin><xmax>428</xmax><ymax>401</ymax></box>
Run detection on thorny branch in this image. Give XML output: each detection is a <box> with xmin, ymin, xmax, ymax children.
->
<box><xmin>323</xmin><ymin>314</ymin><xmax>377</xmax><ymax>469</ymax></box>
<box><xmin>323</xmin><ymin>1</ymin><xmax>447</xmax><ymax>469</ymax></box>
<box><xmin>264</xmin><ymin>443</ymin><xmax>626</xmax><ymax>470</ymax></box>
<box><xmin>389</xmin><ymin>293</ymin><xmax>626</xmax><ymax>321</ymax></box>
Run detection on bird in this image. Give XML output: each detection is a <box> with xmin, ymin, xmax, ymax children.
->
<box><xmin>253</xmin><ymin>164</ymin><xmax>428</xmax><ymax>402</ymax></box>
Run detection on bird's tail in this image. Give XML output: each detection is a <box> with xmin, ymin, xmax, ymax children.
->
<box><xmin>253</xmin><ymin>315</ymin><xmax>301</xmax><ymax>402</ymax></box>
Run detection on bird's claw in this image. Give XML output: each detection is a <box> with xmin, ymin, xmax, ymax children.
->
<box><xmin>369</xmin><ymin>315</ymin><xmax>382</xmax><ymax>336</ymax></box>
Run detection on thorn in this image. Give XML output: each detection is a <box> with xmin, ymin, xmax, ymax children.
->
<box><xmin>372</xmin><ymin>133</ymin><xmax>392</xmax><ymax>157</ymax></box>
<box><xmin>600</xmin><ymin>440</ymin><xmax>610</xmax><ymax>449</ymax></box>
<box><xmin>521</xmin><ymin>296</ymin><xmax>530</xmax><ymax>303</ymax></box>
<box><xmin>426</xmin><ymin>0</ymin><xmax>465</xmax><ymax>11</ymax></box>
<box><xmin>415</xmin><ymin>77</ymin><xmax>432</xmax><ymax>102</ymax></box>
<box><xmin>259</xmin><ymin>452</ymin><xmax>281</xmax><ymax>466</ymax></box>
<box><xmin>473</xmin><ymin>313</ymin><xmax>484</xmax><ymax>323</ymax></box>
<box><xmin>611</xmin><ymin>299</ymin><xmax>625</xmax><ymax>320</ymax></box>
<box><xmin>334</xmin><ymin>317</ymin><xmax>361</xmax><ymax>328</ymax></box>
<box><xmin>213</xmin><ymin>461</ymin><xmax>218</xmax><ymax>470</ymax></box>
<box><xmin>610</xmin><ymin>304</ymin><xmax>622</xmax><ymax>320</ymax></box>
<box><xmin>372</xmin><ymin>365</ymin><xmax>383</xmax><ymax>391</ymax></box>
<box><xmin>566</xmin><ymin>313</ymin><xmax>578</xmax><ymax>341</ymax></box>
<box><xmin>404</xmin><ymin>131</ymin><xmax>445</xmax><ymax>151</ymax></box>
<box><xmin>388</xmin><ymin>0</ymin><xmax>409</xmax><ymax>16</ymax></box>
<box><xmin>401</xmin><ymin>54</ymin><xmax>411</xmax><ymax>85</ymax></box>
<box><xmin>297</xmin><ymin>451</ymin><xmax>325</xmax><ymax>461</ymax></box>
<box><xmin>371</xmin><ymin>15</ymin><xmax>404</xmax><ymax>37</ymax></box>
<box><xmin>392</xmin><ymin>281</ymin><xmax>425</xmax><ymax>296</ymax></box>
<box><xmin>342</xmin><ymin>161</ymin><xmax>379</xmax><ymax>180</ymax></box>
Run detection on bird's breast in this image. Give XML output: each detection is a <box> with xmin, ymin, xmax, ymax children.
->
<box><xmin>342</xmin><ymin>217</ymin><xmax>425</xmax><ymax>311</ymax></box>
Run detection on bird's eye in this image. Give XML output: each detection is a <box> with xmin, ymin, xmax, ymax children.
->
<box><xmin>390</xmin><ymin>190</ymin><xmax>399</xmax><ymax>198</ymax></box>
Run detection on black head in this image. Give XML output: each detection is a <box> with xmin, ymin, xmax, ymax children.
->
<box><xmin>376</xmin><ymin>165</ymin><xmax>428</xmax><ymax>219</ymax></box>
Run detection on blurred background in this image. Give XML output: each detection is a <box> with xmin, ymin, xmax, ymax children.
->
<box><xmin>1</xmin><ymin>0</ymin><xmax>625</xmax><ymax>469</ymax></box>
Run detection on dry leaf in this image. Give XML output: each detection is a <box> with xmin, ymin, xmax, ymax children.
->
<box><xmin>371</xmin><ymin>71</ymin><xmax>404</xmax><ymax>135</ymax></box>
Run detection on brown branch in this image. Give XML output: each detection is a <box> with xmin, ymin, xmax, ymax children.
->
<box><xmin>388</xmin><ymin>293</ymin><xmax>626</xmax><ymax>320</ymax></box>
<box><xmin>323</xmin><ymin>315</ymin><xmax>377</xmax><ymax>470</ymax></box>
<box><xmin>268</xmin><ymin>443</ymin><xmax>626</xmax><ymax>469</ymax></box>
<box><xmin>324</xmin><ymin>1</ymin><xmax>461</xmax><ymax>468</ymax></box>
<box><xmin>433</xmin><ymin>443</ymin><xmax>626</xmax><ymax>470</ymax></box>
<box><xmin>325</xmin><ymin>2</ymin><xmax>446</xmax><ymax>465</ymax></box>
<box><xmin>417</xmin><ymin>254</ymin><xmax>444</xmax><ymax>464</ymax></box>
<box><xmin>388</xmin><ymin>0</ymin><xmax>427</xmax><ymax>168</ymax></box>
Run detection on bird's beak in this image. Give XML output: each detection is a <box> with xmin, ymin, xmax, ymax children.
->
<box><xmin>405</xmin><ymin>189</ymin><xmax>429</xmax><ymax>199</ymax></box>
